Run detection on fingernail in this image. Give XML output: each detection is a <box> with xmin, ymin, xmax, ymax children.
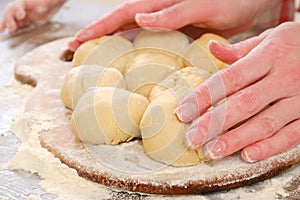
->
<box><xmin>135</xmin><ymin>13</ymin><xmax>155</xmax><ymax>24</ymax></box>
<box><xmin>242</xmin><ymin>147</ymin><xmax>260</xmax><ymax>163</ymax></box>
<box><xmin>210</xmin><ymin>39</ymin><xmax>228</xmax><ymax>48</ymax></box>
<box><xmin>203</xmin><ymin>138</ymin><xmax>226</xmax><ymax>159</ymax></box>
<box><xmin>184</xmin><ymin>129</ymin><xmax>197</xmax><ymax>149</ymax></box>
<box><xmin>175</xmin><ymin>103</ymin><xmax>197</xmax><ymax>122</ymax></box>
<box><xmin>184</xmin><ymin>127</ymin><xmax>205</xmax><ymax>149</ymax></box>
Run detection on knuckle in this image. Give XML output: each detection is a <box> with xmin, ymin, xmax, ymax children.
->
<box><xmin>220</xmin><ymin>67</ymin><xmax>242</xmax><ymax>93</ymax></box>
<box><xmin>263</xmin><ymin>38</ymin><xmax>287</xmax><ymax>60</ymax></box>
<box><xmin>278</xmin><ymin>66</ymin><xmax>300</xmax><ymax>91</ymax></box>
<box><xmin>160</xmin><ymin>8</ymin><xmax>180</xmax><ymax>29</ymax></box>
<box><xmin>257</xmin><ymin>114</ymin><xmax>278</xmax><ymax>137</ymax></box>
<box><xmin>193</xmin><ymin>84</ymin><xmax>211</xmax><ymax>110</ymax></box>
<box><xmin>117</xmin><ymin>1</ymin><xmax>133</xmax><ymax>17</ymax></box>
<box><xmin>256</xmin><ymin>140</ymin><xmax>273</xmax><ymax>159</ymax></box>
<box><xmin>284</xmin><ymin>125</ymin><xmax>300</xmax><ymax>147</ymax></box>
<box><xmin>236</xmin><ymin>89</ymin><xmax>259</xmax><ymax>114</ymax></box>
<box><xmin>161</xmin><ymin>7</ymin><xmax>176</xmax><ymax>18</ymax></box>
<box><xmin>235</xmin><ymin>40</ymin><xmax>249</xmax><ymax>51</ymax></box>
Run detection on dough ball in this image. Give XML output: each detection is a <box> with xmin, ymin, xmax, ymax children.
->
<box><xmin>71</xmin><ymin>87</ymin><xmax>149</xmax><ymax>145</ymax></box>
<box><xmin>61</xmin><ymin>65</ymin><xmax>126</xmax><ymax>109</ymax></box>
<box><xmin>195</xmin><ymin>33</ymin><xmax>229</xmax><ymax>70</ymax></box>
<box><xmin>124</xmin><ymin>48</ymin><xmax>183</xmax><ymax>98</ymax></box>
<box><xmin>72</xmin><ymin>36</ymin><xmax>110</xmax><ymax>67</ymax></box>
<box><xmin>149</xmin><ymin>66</ymin><xmax>209</xmax><ymax>101</ymax></box>
<box><xmin>180</xmin><ymin>40</ymin><xmax>216</xmax><ymax>75</ymax></box>
<box><xmin>180</xmin><ymin>33</ymin><xmax>228</xmax><ymax>75</ymax></box>
<box><xmin>82</xmin><ymin>35</ymin><xmax>134</xmax><ymax>73</ymax></box>
<box><xmin>134</xmin><ymin>30</ymin><xmax>189</xmax><ymax>53</ymax></box>
<box><xmin>140</xmin><ymin>90</ymin><xmax>203</xmax><ymax>166</ymax></box>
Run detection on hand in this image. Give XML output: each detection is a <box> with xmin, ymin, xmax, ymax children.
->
<box><xmin>175</xmin><ymin>22</ymin><xmax>300</xmax><ymax>162</ymax></box>
<box><xmin>0</xmin><ymin>0</ymin><xmax>66</xmax><ymax>32</ymax></box>
<box><xmin>69</xmin><ymin>0</ymin><xmax>280</xmax><ymax>51</ymax></box>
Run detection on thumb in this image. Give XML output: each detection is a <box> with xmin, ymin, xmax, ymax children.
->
<box><xmin>135</xmin><ymin>3</ymin><xmax>191</xmax><ymax>30</ymax></box>
<box><xmin>209</xmin><ymin>29</ymin><xmax>272</xmax><ymax>64</ymax></box>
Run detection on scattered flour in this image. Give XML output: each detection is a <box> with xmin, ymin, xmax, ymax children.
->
<box><xmin>6</xmin><ymin>78</ymin><xmax>296</xmax><ymax>200</ymax></box>
<box><xmin>9</xmin><ymin>110</ymin><xmax>113</xmax><ymax>200</ymax></box>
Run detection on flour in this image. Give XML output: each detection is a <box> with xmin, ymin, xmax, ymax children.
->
<box><xmin>0</xmin><ymin>196</ymin><xmax>10</xmax><ymax>200</ymax></box>
<box><xmin>27</xmin><ymin>195</ymin><xmax>42</xmax><ymax>200</ymax></box>
<box><xmin>9</xmin><ymin>109</ymin><xmax>113</xmax><ymax>200</ymax></box>
<box><xmin>5</xmin><ymin>37</ymin><xmax>300</xmax><ymax>200</ymax></box>
<box><xmin>9</xmin><ymin>78</ymin><xmax>34</xmax><ymax>98</ymax></box>
<box><xmin>0</xmin><ymin>163</ymin><xmax>7</xmax><ymax>171</ymax></box>
<box><xmin>7</xmin><ymin>78</ymin><xmax>297</xmax><ymax>200</ymax></box>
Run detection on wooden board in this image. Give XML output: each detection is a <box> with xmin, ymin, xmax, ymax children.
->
<box><xmin>14</xmin><ymin>37</ymin><xmax>300</xmax><ymax>195</ymax></box>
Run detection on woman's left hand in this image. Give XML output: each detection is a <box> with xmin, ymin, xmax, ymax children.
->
<box><xmin>175</xmin><ymin>22</ymin><xmax>300</xmax><ymax>162</ymax></box>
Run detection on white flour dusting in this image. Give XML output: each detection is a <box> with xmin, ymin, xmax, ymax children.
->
<box><xmin>6</xmin><ymin>77</ymin><xmax>299</xmax><ymax>200</ymax></box>
<box><xmin>4</xmin><ymin>37</ymin><xmax>299</xmax><ymax>200</ymax></box>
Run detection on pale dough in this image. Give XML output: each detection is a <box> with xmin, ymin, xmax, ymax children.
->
<box><xmin>60</xmin><ymin>65</ymin><xmax>126</xmax><ymax>110</ymax></box>
<box><xmin>72</xmin><ymin>36</ymin><xmax>110</xmax><ymax>67</ymax></box>
<box><xmin>81</xmin><ymin>35</ymin><xmax>134</xmax><ymax>73</ymax></box>
<box><xmin>71</xmin><ymin>87</ymin><xmax>149</xmax><ymax>145</ymax></box>
<box><xmin>124</xmin><ymin>48</ymin><xmax>183</xmax><ymax>98</ymax></box>
<box><xmin>140</xmin><ymin>89</ymin><xmax>205</xmax><ymax>166</ymax></box>
<box><xmin>180</xmin><ymin>33</ymin><xmax>228</xmax><ymax>75</ymax></box>
<box><xmin>66</xmin><ymin>31</ymin><xmax>229</xmax><ymax>166</ymax></box>
<box><xmin>133</xmin><ymin>30</ymin><xmax>189</xmax><ymax>53</ymax></box>
<box><xmin>149</xmin><ymin>66</ymin><xmax>209</xmax><ymax>101</ymax></box>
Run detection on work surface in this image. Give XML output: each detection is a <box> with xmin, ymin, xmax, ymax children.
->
<box><xmin>0</xmin><ymin>1</ymin><xmax>300</xmax><ymax>199</ymax></box>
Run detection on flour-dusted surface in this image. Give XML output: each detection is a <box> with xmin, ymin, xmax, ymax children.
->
<box><xmin>1</xmin><ymin>0</ymin><xmax>300</xmax><ymax>199</ymax></box>
<box><xmin>12</xmin><ymin>35</ymin><xmax>300</xmax><ymax>198</ymax></box>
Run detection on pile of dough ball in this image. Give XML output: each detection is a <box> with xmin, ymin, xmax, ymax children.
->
<box><xmin>60</xmin><ymin>30</ymin><xmax>229</xmax><ymax>166</ymax></box>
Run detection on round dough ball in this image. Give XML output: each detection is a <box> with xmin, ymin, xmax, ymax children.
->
<box><xmin>61</xmin><ymin>65</ymin><xmax>126</xmax><ymax>109</ymax></box>
<box><xmin>195</xmin><ymin>33</ymin><xmax>229</xmax><ymax>70</ymax></box>
<box><xmin>124</xmin><ymin>48</ymin><xmax>183</xmax><ymax>98</ymax></box>
<box><xmin>140</xmin><ymin>90</ymin><xmax>203</xmax><ymax>166</ymax></box>
<box><xmin>180</xmin><ymin>39</ymin><xmax>216</xmax><ymax>75</ymax></box>
<box><xmin>82</xmin><ymin>35</ymin><xmax>134</xmax><ymax>73</ymax></box>
<box><xmin>149</xmin><ymin>66</ymin><xmax>209</xmax><ymax>101</ymax></box>
<box><xmin>71</xmin><ymin>87</ymin><xmax>149</xmax><ymax>145</ymax></box>
<box><xmin>134</xmin><ymin>30</ymin><xmax>189</xmax><ymax>53</ymax></box>
<box><xmin>72</xmin><ymin>36</ymin><xmax>110</xmax><ymax>67</ymax></box>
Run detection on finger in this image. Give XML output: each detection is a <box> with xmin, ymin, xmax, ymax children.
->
<box><xmin>185</xmin><ymin>76</ymin><xmax>282</xmax><ymax>149</ymax></box>
<box><xmin>13</xmin><ymin>1</ymin><xmax>26</xmax><ymax>20</ymax></box>
<box><xmin>68</xmin><ymin>39</ymin><xmax>82</xmax><ymax>52</ymax></box>
<box><xmin>203</xmin><ymin>96</ymin><xmax>300</xmax><ymax>160</ymax></box>
<box><xmin>3</xmin><ymin>2</ymin><xmax>19</xmax><ymax>32</ymax></box>
<box><xmin>209</xmin><ymin>29</ymin><xmax>271</xmax><ymax>64</ymax></box>
<box><xmin>135</xmin><ymin>1</ymin><xmax>194</xmax><ymax>30</ymax></box>
<box><xmin>241</xmin><ymin>119</ymin><xmax>300</xmax><ymax>162</ymax></box>
<box><xmin>175</xmin><ymin>42</ymin><xmax>273</xmax><ymax>123</ymax></box>
<box><xmin>0</xmin><ymin>20</ymin><xmax>5</xmax><ymax>32</ymax></box>
<box><xmin>76</xmin><ymin>0</ymin><xmax>181</xmax><ymax>42</ymax></box>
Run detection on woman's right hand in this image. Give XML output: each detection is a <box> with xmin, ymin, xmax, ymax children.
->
<box><xmin>69</xmin><ymin>0</ymin><xmax>280</xmax><ymax>51</ymax></box>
